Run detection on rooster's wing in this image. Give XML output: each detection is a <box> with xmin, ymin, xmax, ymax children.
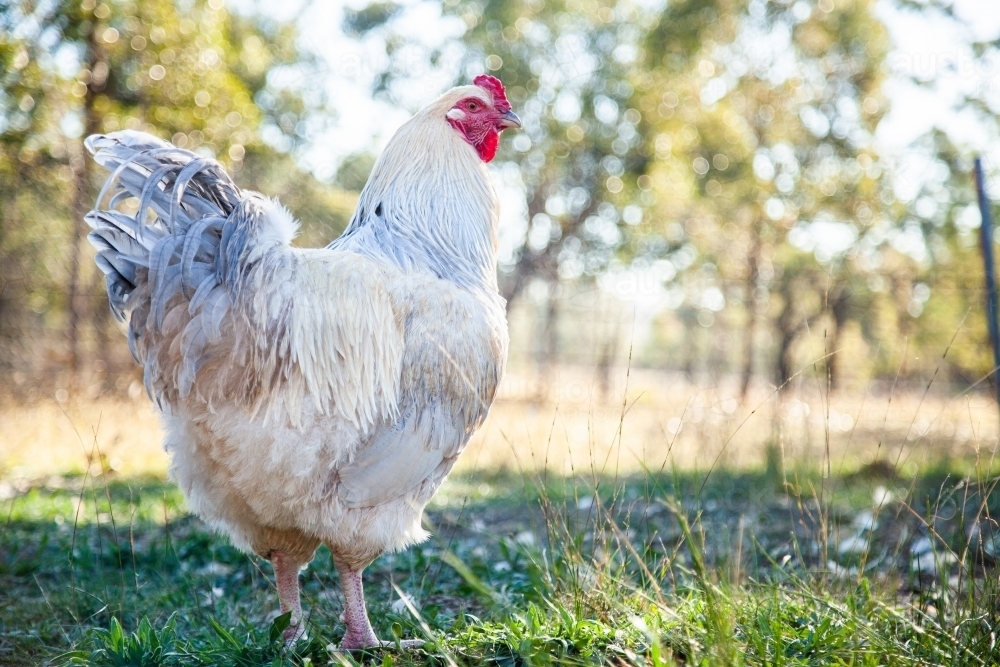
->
<box><xmin>337</xmin><ymin>401</ymin><xmax>469</xmax><ymax>507</ymax></box>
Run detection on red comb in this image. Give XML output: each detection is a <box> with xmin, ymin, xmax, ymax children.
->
<box><xmin>474</xmin><ymin>74</ymin><xmax>511</xmax><ymax>113</ymax></box>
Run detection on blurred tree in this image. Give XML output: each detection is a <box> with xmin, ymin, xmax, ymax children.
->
<box><xmin>884</xmin><ymin>130</ymin><xmax>998</xmax><ymax>385</ymax></box>
<box><xmin>0</xmin><ymin>0</ymin><xmax>348</xmax><ymax>397</ymax></box>
<box><xmin>342</xmin><ymin>2</ymin><xmax>401</xmax><ymax>37</ymax></box>
<box><xmin>638</xmin><ymin>0</ymin><xmax>892</xmax><ymax>393</ymax></box>
<box><xmin>456</xmin><ymin>0</ymin><xmax>654</xmax><ymax>309</ymax></box>
<box><xmin>875</xmin><ymin>0</ymin><xmax>1000</xmax><ymax>385</ymax></box>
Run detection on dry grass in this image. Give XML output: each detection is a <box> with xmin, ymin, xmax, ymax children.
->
<box><xmin>2</xmin><ymin>364</ymin><xmax>997</xmax><ymax>481</ymax></box>
<box><xmin>0</xmin><ymin>396</ymin><xmax>168</xmax><ymax>479</ymax></box>
<box><xmin>465</xmin><ymin>366</ymin><xmax>1000</xmax><ymax>475</ymax></box>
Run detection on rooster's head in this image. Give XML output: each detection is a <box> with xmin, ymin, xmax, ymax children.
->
<box><xmin>445</xmin><ymin>74</ymin><xmax>521</xmax><ymax>163</ymax></box>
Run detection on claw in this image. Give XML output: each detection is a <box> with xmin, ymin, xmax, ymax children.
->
<box><xmin>283</xmin><ymin>622</ymin><xmax>306</xmax><ymax>645</ymax></box>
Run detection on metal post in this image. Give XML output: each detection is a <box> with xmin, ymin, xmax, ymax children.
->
<box><xmin>975</xmin><ymin>157</ymin><xmax>1000</xmax><ymax>401</ymax></box>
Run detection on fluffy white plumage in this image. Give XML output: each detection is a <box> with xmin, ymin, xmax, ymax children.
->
<box><xmin>84</xmin><ymin>83</ymin><xmax>513</xmax><ymax>647</ymax></box>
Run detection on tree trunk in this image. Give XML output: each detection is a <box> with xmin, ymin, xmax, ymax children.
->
<box><xmin>827</xmin><ymin>284</ymin><xmax>851</xmax><ymax>390</ymax></box>
<box><xmin>595</xmin><ymin>319</ymin><xmax>619</xmax><ymax>402</ymax></box>
<box><xmin>532</xmin><ymin>283</ymin><xmax>559</xmax><ymax>403</ymax></box>
<box><xmin>774</xmin><ymin>279</ymin><xmax>800</xmax><ymax>392</ymax></box>
<box><xmin>89</xmin><ymin>267</ymin><xmax>113</xmax><ymax>392</ymax></box>
<box><xmin>682</xmin><ymin>307</ymin><xmax>697</xmax><ymax>381</ymax></box>
<box><xmin>501</xmin><ymin>186</ymin><xmax>550</xmax><ymax>312</ymax></box>
<box><xmin>66</xmin><ymin>14</ymin><xmax>104</xmax><ymax>388</ymax></box>
<box><xmin>777</xmin><ymin>325</ymin><xmax>796</xmax><ymax>391</ymax></box>
<box><xmin>501</xmin><ymin>182</ymin><xmax>600</xmax><ymax>313</ymax></box>
<box><xmin>740</xmin><ymin>221</ymin><xmax>762</xmax><ymax>401</ymax></box>
<box><xmin>534</xmin><ymin>284</ymin><xmax>559</xmax><ymax>402</ymax></box>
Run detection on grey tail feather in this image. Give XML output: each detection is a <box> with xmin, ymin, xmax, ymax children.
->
<box><xmin>84</xmin><ymin>130</ymin><xmax>260</xmax><ymax>400</ymax></box>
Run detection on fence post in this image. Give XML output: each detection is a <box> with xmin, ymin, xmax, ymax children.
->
<box><xmin>975</xmin><ymin>157</ymin><xmax>1000</xmax><ymax>403</ymax></box>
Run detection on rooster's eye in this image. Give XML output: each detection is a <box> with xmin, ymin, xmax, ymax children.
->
<box><xmin>467</xmin><ymin>102</ymin><xmax>479</xmax><ymax>111</ymax></box>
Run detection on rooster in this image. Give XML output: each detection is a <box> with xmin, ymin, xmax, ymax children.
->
<box><xmin>84</xmin><ymin>75</ymin><xmax>519</xmax><ymax>648</ymax></box>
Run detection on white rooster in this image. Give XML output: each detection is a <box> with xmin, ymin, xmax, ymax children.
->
<box><xmin>84</xmin><ymin>75</ymin><xmax>519</xmax><ymax>648</ymax></box>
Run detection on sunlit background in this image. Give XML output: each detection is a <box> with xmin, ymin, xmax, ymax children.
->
<box><xmin>3</xmin><ymin>0</ymin><xmax>1000</xmax><ymax>479</ymax></box>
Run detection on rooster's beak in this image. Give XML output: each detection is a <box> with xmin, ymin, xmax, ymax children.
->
<box><xmin>498</xmin><ymin>111</ymin><xmax>521</xmax><ymax>129</ymax></box>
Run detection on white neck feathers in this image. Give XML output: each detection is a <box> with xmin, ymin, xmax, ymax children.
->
<box><xmin>333</xmin><ymin>90</ymin><xmax>500</xmax><ymax>291</ymax></box>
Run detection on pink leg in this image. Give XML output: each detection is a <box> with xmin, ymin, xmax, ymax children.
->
<box><xmin>272</xmin><ymin>551</ymin><xmax>305</xmax><ymax>643</ymax></box>
<box><xmin>334</xmin><ymin>557</ymin><xmax>380</xmax><ymax>649</ymax></box>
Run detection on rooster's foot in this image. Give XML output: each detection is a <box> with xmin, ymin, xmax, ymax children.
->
<box><xmin>283</xmin><ymin>622</ymin><xmax>306</xmax><ymax>645</ymax></box>
<box><xmin>337</xmin><ymin>637</ymin><xmax>425</xmax><ymax>651</ymax></box>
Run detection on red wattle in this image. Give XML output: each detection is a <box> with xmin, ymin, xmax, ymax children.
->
<box><xmin>476</xmin><ymin>131</ymin><xmax>499</xmax><ymax>162</ymax></box>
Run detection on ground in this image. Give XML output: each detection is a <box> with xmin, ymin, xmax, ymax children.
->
<box><xmin>2</xmin><ymin>457</ymin><xmax>998</xmax><ymax>665</ymax></box>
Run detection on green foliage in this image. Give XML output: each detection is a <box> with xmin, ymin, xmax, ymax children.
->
<box><xmin>636</xmin><ymin>0</ymin><xmax>896</xmax><ymax>386</ymax></box>
<box><xmin>2</xmin><ymin>465</ymin><xmax>999</xmax><ymax>666</ymax></box>
<box><xmin>335</xmin><ymin>151</ymin><xmax>379</xmax><ymax>193</ymax></box>
<box><xmin>463</xmin><ymin>0</ymin><xmax>651</xmax><ymax>281</ymax></box>
<box><xmin>343</xmin><ymin>2</ymin><xmax>402</xmax><ymax>37</ymax></box>
<box><xmin>62</xmin><ymin>616</ymin><xmax>179</xmax><ymax>667</ymax></box>
<box><xmin>57</xmin><ymin>612</ymin><xmax>299</xmax><ymax>666</ymax></box>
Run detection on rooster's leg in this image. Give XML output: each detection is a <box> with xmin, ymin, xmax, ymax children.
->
<box><xmin>272</xmin><ymin>551</ymin><xmax>306</xmax><ymax>643</ymax></box>
<box><xmin>334</xmin><ymin>557</ymin><xmax>380</xmax><ymax>649</ymax></box>
<box><xmin>333</xmin><ymin>557</ymin><xmax>425</xmax><ymax>651</ymax></box>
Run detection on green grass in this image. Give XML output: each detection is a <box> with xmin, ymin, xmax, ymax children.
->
<box><xmin>1</xmin><ymin>462</ymin><xmax>998</xmax><ymax>665</ymax></box>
